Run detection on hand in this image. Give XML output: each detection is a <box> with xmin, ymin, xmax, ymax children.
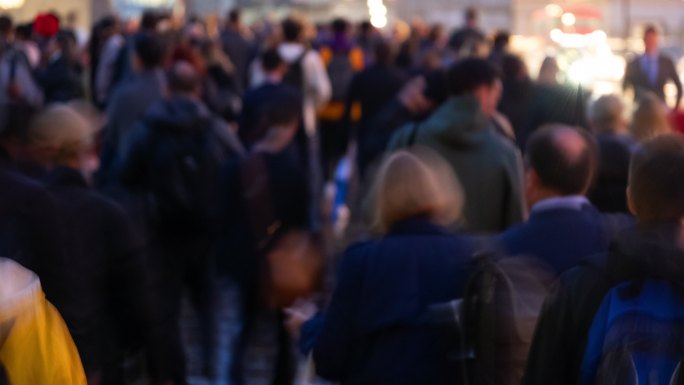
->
<box><xmin>284</xmin><ymin>299</ymin><xmax>318</xmax><ymax>337</ymax></box>
<box><xmin>397</xmin><ymin>77</ymin><xmax>432</xmax><ymax>114</ymax></box>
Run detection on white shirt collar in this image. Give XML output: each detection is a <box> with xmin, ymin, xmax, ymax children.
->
<box><xmin>531</xmin><ymin>195</ymin><xmax>591</xmax><ymax>215</ymax></box>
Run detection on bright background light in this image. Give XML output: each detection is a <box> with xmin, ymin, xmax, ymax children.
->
<box><xmin>544</xmin><ymin>4</ymin><xmax>563</xmax><ymax>18</ymax></box>
<box><xmin>368</xmin><ymin>0</ymin><xmax>388</xmax><ymax>28</ymax></box>
<box><xmin>0</xmin><ymin>0</ymin><xmax>25</xmax><ymax>10</ymax></box>
<box><xmin>561</xmin><ymin>12</ymin><xmax>576</xmax><ymax>27</ymax></box>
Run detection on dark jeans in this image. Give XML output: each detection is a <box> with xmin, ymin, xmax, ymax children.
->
<box><xmin>148</xmin><ymin>233</ymin><xmax>216</xmax><ymax>385</ymax></box>
<box><xmin>230</xmin><ymin>278</ymin><xmax>295</xmax><ymax>385</ymax></box>
<box><xmin>319</xmin><ymin>119</ymin><xmax>350</xmax><ymax>182</ymax></box>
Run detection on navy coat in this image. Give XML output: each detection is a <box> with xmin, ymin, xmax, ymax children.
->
<box><xmin>311</xmin><ymin>217</ymin><xmax>476</xmax><ymax>385</ymax></box>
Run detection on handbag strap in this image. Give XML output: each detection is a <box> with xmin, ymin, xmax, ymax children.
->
<box><xmin>240</xmin><ymin>153</ymin><xmax>280</xmax><ymax>251</ymax></box>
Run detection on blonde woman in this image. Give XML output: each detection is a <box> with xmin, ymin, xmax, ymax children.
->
<box><xmin>293</xmin><ymin>148</ymin><xmax>476</xmax><ymax>385</ymax></box>
<box><xmin>631</xmin><ymin>94</ymin><xmax>672</xmax><ymax>143</ymax></box>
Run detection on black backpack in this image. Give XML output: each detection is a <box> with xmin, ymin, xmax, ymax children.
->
<box><xmin>146</xmin><ymin>119</ymin><xmax>222</xmax><ymax>232</ymax></box>
<box><xmin>282</xmin><ymin>50</ymin><xmax>307</xmax><ymax>91</ymax></box>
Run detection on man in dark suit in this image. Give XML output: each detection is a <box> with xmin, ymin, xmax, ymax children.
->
<box><xmin>623</xmin><ymin>25</ymin><xmax>682</xmax><ymax>111</ymax></box>
<box><xmin>220</xmin><ymin>9</ymin><xmax>251</xmax><ymax>94</ymax></box>
<box><xmin>498</xmin><ymin>124</ymin><xmax>630</xmax><ymax>274</ymax></box>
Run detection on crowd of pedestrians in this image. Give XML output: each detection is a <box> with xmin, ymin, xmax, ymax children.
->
<box><xmin>0</xmin><ymin>5</ymin><xmax>684</xmax><ymax>385</ymax></box>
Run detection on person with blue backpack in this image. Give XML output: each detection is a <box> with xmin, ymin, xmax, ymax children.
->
<box><xmin>522</xmin><ymin>133</ymin><xmax>684</xmax><ymax>385</ymax></box>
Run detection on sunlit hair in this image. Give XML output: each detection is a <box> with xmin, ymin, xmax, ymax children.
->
<box><xmin>631</xmin><ymin>94</ymin><xmax>672</xmax><ymax>143</ymax></box>
<box><xmin>588</xmin><ymin>94</ymin><xmax>627</xmax><ymax>135</ymax></box>
<box><xmin>370</xmin><ymin>147</ymin><xmax>464</xmax><ymax>234</ymax></box>
<box><xmin>29</xmin><ymin>104</ymin><xmax>95</xmax><ymax>165</ymax></box>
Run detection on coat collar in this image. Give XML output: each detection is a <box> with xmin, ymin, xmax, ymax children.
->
<box><xmin>387</xmin><ymin>216</ymin><xmax>451</xmax><ymax>237</ymax></box>
<box><xmin>46</xmin><ymin>166</ymin><xmax>88</xmax><ymax>189</ymax></box>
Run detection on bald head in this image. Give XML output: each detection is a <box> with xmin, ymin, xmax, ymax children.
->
<box><xmin>526</xmin><ymin>124</ymin><xmax>598</xmax><ymax>196</ymax></box>
<box><xmin>168</xmin><ymin>61</ymin><xmax>201</xmax><ymax>96</ymax></box>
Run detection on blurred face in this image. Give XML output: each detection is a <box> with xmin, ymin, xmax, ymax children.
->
<box><xmin>474</xmin><ymin>79</ymin><xmax>502</xmax><ymax>118</ymax></box>
<box><xmin>644</xmin><ymin>31</ymin><xmax>659</xmax><ymax>54</ymax></box>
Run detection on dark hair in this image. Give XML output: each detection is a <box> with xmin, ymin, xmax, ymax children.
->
<box><xmin>501</xmin><ymin>54</ymin><xmax>528</xmax><ymax>81</ymax></box>
<box><xmin>264</xmin><ymin>88</ymin><xmax>303</xmax><ymax>127</ymax></box>
<box><xmin>261</xmin><ymin>49</ymin><xmax>284</xmax><ymax>72</ymax></box>
<box><xmin>526</xmin><ymin>125</ymin><xmax>598</xmax><ymax>195</ymax></box>
<box><xmin>493</xmin><ymin>30</ymin><xmax>510</xmax><ymax>49</ymax></box>
<box><xmin>332</xmin><ymin>18</ymin><xmax>349</xmax><ymax>34</ymax></box>
<box><xmin>15</xmin><ymin>23</ymin><xmax>32</xmax><ymax>40</ymax></box>
<box><xmin>99</xmin><ymin>15</ymin><xmax>117</xmax><ymax>30</ymax></box>
<box><xmin>0</xmin><ymin>15</ymin><xmax>13</xmax><ymax>36</ymax></box>
<box><xmin>134</xmin><ymin>33</ymin><xmax>166</xmax><ymax>70</ymax></box>
<box><xmin>447</xmin><ymin>58</ymin><xmax>500</xmax><ymax>96</ymax></box>
<box><xmin>228</xmin><ymin>9</ymin><xmax>241</xmax><ymax>24</ymax></box>
<box><xmin>360</xmin><ymin>21</ymin><xmax>372</xmax><ymax>34</ymax></box>
<box><xmin>465</xmin><ymin>7</ymin><xmax>478</xmax><ymax>22</ymax></box>
<box><xmin>168</xmin><ymin>61</ymin><xmax>200</xmax><ymax>94</ymax></box>
<box><xmin>282</xmin><ymin>18</ymin><xmax>303</xmax><ymax>42</ymax></box>
<box><xmin>374</xmin><ymin>40</ymin><xmax>395</xmax><ymax>66</ymax></box>
<box><xmin>629</xmin><ymin>133</ymin><xmax>684</xmax><ymax>221</ymax></box>
<box><xmin>424</xmin><ymin>69</ymin><xmax>450</xmax><ymax>105</ymax></box>
<box><xmin>140</xmin><ymin>10</ymin><xmax>159</xmax><ymax>31</ymax></box>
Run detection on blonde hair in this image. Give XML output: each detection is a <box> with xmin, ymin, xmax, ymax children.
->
<box><xmin>29</xmin><ymin>104</ymin><xmax>95</xmax><ymax>166</ymax></box>
<box><xmin>370</xmin><ymin>148</ymin><xmax>464</xmax><ymax>234</ymax></box>
<box><xmin>631</xmin><ymin>94</ymin><xmax>672</xmax><ymax>143</ymax></box>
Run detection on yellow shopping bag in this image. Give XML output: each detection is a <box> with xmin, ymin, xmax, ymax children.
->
<box><xmin>0</xmin><ymin>258</ymin><xmax>86</xmax><ymax>385</ymax></box>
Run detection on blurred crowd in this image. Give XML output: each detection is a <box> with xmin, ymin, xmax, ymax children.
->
<box><xmin>1</xmin><ymin>5</ymin><xmax>684</xmax><ymax>385</ymax></box>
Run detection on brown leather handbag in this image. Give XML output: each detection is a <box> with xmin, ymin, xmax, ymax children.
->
<box><xmin>240</xmin><ymin>153</ymin><xmax>324</xmax><ymax>309</ymax></box>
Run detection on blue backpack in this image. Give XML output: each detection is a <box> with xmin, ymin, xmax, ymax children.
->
<box><xmin>580</xmin><ymin>279</ymin><xmax>684</xmax><ymax>385</ymax></box>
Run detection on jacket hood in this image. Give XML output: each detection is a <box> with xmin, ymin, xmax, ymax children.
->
<box><xmin>609</xmin><ymin>222</ymin><xmax>684</xmax><ymax>282</ymax></box>
<box><xmin>143</xmin><ymin>97</ymin><xmax>212</xmax><ymax>133</ymax></box>
<box><xmin>421</xmin><ymin>95</ymin><xmax>492</xmax><ymax>149</ymax></box>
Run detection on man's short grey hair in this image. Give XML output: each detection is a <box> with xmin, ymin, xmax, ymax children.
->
<box><xmin>588</xmin><ymin>95</ymin><xmax>625</xmax><ymax>135</ymax></box>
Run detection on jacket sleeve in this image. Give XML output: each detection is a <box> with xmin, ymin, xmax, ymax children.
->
<box><xmin>118</xmin><ymin>123</ymin><xmax>151</xmax><ymax>191</ymax></box>
<box><xmin>313</xmin><ymin>250</ymin><xmax>364</xmax><ymax>381</ymax></box>
<box><xmin>622</xmin><ymin>60</ymin><xmax>635</xmax><ymax>93</ymax></box>
<box><xmin>503</xmin><ymin>148</ymin><xmax>527</xmax><ymax>229</ymax></box>
<box><xmin>665</xmin><ymin>57</ymin><xmax>682</xmax><ymax>110</ymax></box>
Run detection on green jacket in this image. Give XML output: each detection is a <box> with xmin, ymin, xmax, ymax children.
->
<box><xmin>388</xmin><ymin>95</ymin><xmax>527</xmax><ymax>233</ymax></box>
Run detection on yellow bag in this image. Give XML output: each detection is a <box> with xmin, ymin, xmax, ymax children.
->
<box><xmin>0</xmin><ymin>258</ymin><xmax>86</xmax><ymax>385</ymax></box>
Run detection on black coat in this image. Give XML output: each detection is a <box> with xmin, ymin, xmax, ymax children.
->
<box><xmin>45</xmin><ymin>167</ymin><xmax>152</xmax><ymax>382</ymax></box>
<box><xmin>0</xmin><ymin>149</ymin><xmax>70</xmax><ymax>310</ymax></box>
<box><xmin>522</xmin><ymin>222</ymin><xmax>684</xmax><ymax>385</ymax></box>
<box><xmin>35</xmin><ymin>55</ymin><xmax>84</xmax><ymax>104</ymax></box>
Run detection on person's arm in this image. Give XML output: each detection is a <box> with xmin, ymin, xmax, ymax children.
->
<box><xmin>312</xmin><ymin>249</ymin><xmax>364</xmax><ymax>381</ymax></box>
<box><xmin>304</xmin><ymin>51</ymin><xmax>332</xmax><ymax>108</ymax></box>
<box><xmin>665</xmin><ymin>57</ymin><xmax>682</xmax><ymax>111</ymax></box>
<box><xmin>118</xmin><ymin>122</ymin><xmax>151</xmax><ymax>191</ymax></box>
<box><xmin>622</xmin><ymin>60</ymin><xmax>635</xmax><ymax>94</ymax></box>
<box><xmin>95</xmin><ymin>36</ymin><xmax>124</xmax><ymax>104</ymax></box>
<box><xmin>342</xmin><ymin>73</ymin><xmax>361</xmax><ymax>139</ymax></box>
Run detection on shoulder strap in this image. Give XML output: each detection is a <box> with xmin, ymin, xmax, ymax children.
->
<box><xmin>407</xmin><ymin>121</ymin><xmax>421</xmax><ymax>146</ymax></box>
<box><xmin>241</xmin><ymin>153</ymin><xmax>279</xmax><ymax>250</ymax></box>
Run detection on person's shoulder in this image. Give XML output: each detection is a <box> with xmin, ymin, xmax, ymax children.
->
<box><xmin>387</xmin><ymin>122</ymin><xmax>413</xmax><ymax>150</ymax></box>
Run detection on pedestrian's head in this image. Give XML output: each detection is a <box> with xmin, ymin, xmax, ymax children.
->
<box><xmin>0</xmin><ymin>15</ymin><xmax>13</xmax><ymax>38</ymax></box>
<box><xmin>261</xmin><ymin>48</ymin><xmax>287</xmax><ymax>77</ymax></box>
<box><xmin>374</xmin><ymin>40</ymin><xmax>396</xmax><ymax>66</ymax></box>
<box><xmin>448</xmin><ymin>58</ymin><xmax>502</xmax><ymax>117</ymax></box>
<box><xmin>133</xmin><ymin>33</ymin><xmax>167</xmax><ymax>72</ymax></box>
<box><xmin>27</xmin><ymin>104</ymin><xmax>98</xmax><ymax>173</ymax></box>
<box><xmin>331</xmin><ymin>18</ymin><xmax>349</xmax><ymax>36</ymax></box>
<box><xmin>465</xmin><ymin>7</ymin><xmax>479</xmax><ymax>27</ymax></box>
<box><xmin>371</xmin><ymin>148</ymin><xmax>464</xmax><ymax>234</ymax></box>
<box><xmin>360</xmin><ymin>20</ymin><xmax>373</xmax><ymax>36</ymax></box>
<box><xmin>140</xmin><ymin>10</ymin><xmax>160</xmax><ymax>32</ymax></box>
<box><xmin>282</xmin><ymin>18</ymin><xmax>303</xmax><ymax>43</ymax></box>
<box><xmin>228</xmin><ymin>8</ymin><xmax>241</xmax><ymax>25</ymax></box>
<box><xmin>525</xmin><ymin>125</ymin><xmax>598</xmax><ymax>206</ymax></box>
<box><xmin>15</xmin><ymin>23</ymin><xmax>32</xmax><ymax>42</ymax></box>
<box><xmin>628</xmin><ymin>133</ymin><xmax>684</xmax><ymax>222</ymax></box>
<box><xmin>168</xmin><ymin>60</ymin><xmax>201</xmax><ymax>97</ymax></box>
<box><xmin>631</xmin><ymin>94</ymin><xmax>671</xmax><ymax>143</ymax></box>
<box><xmin>643</xmin><ymin>25</ymin><xmax>659</xmax><ymax>54</ymax></box>
<box><xmin>588</xmin><ymin>95</ymin><xmax>628</xmax><ymax>135</ymax></box>
<box><xmin>538</xmin><ymin>56</ymin><xmax>560</xmax><ymax>85</ymax></box>
<box><xmin>493</xmin><ymin>30</ymin><xmax>510</xmax><ymax>51</ymax></box>
<box><xmin>500</xmin><ymin>53</ymin><xmax>529</xmax><ymax>82</ymax></box>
